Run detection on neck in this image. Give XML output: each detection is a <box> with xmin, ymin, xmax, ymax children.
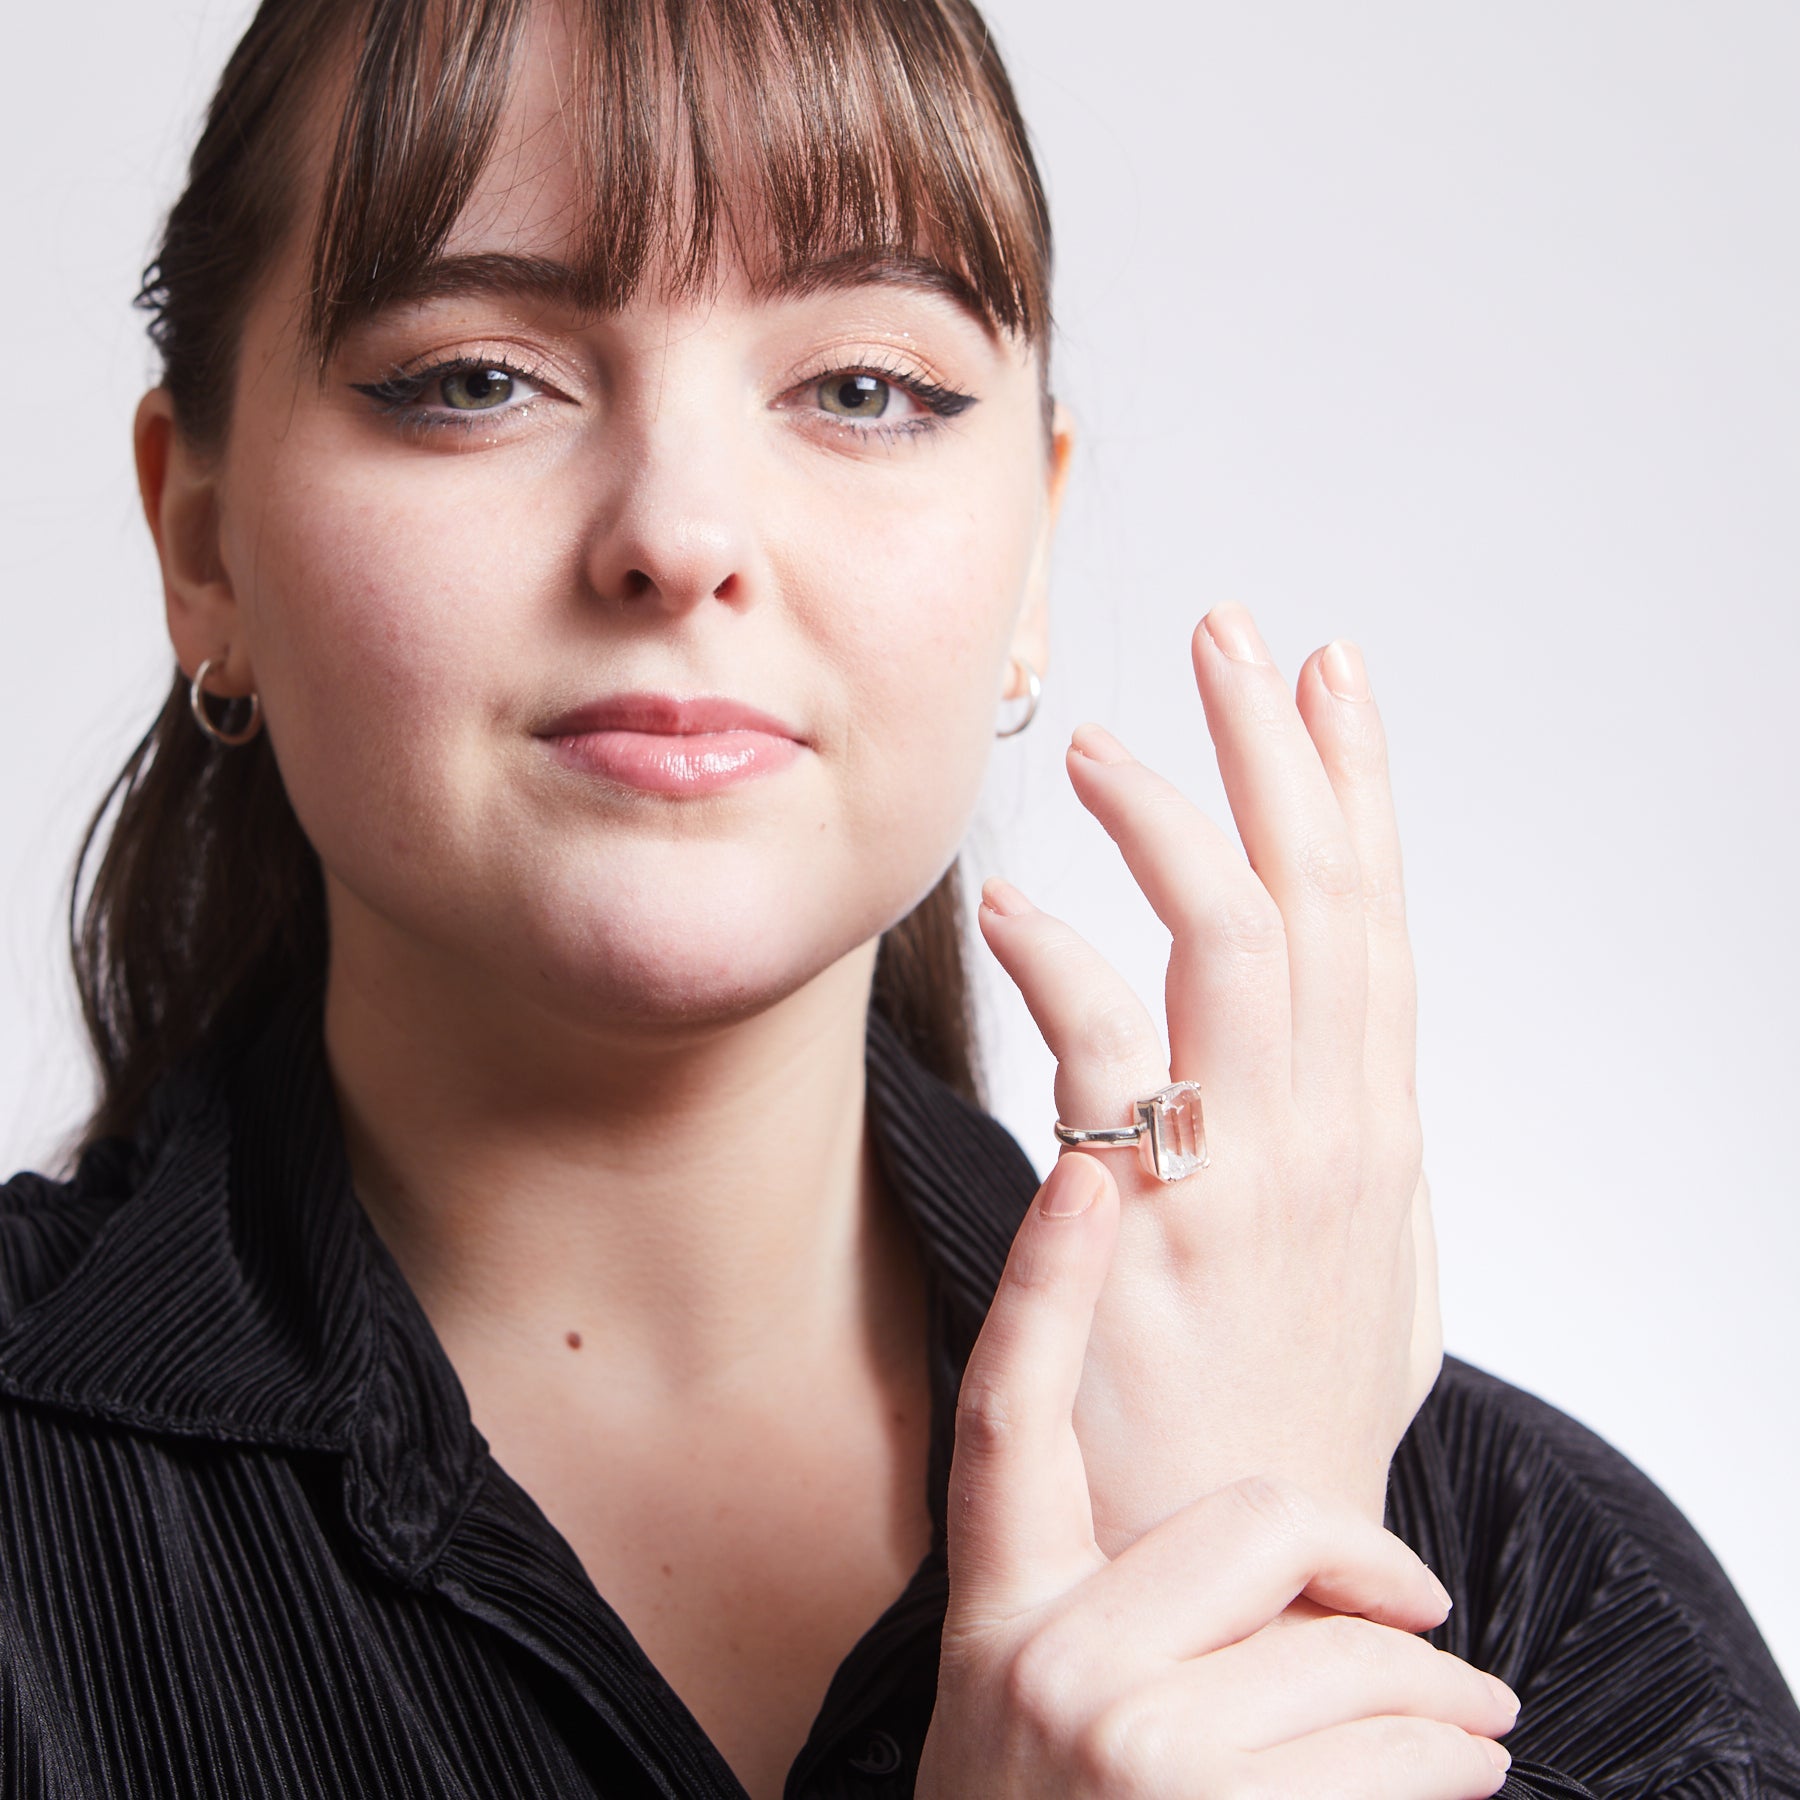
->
<box><xmin>323</xmin><ymin>900</ymin><xmax>901</xmax><ymax>1399</ymax></box>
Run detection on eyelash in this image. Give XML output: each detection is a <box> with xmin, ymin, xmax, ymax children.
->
<box><xmin>350</xmin><ymin>356</ymin><xmax>558</xmax><ymax>440</ymax></box>
<box><xmin>350</xmin><ymin>353</ymin><xmax>977</xmax><ymax>443</ymax></box>
<box><xmin>793</xmin><ymin>353</ymin><xmax>977</xmax><ymax>443</ymax></box>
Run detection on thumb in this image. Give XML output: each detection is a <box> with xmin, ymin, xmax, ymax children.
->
<box><xmin>944</xmin><ymin>1152</ymin><xmax>1120</xmax><ymax>1621</ymax></box>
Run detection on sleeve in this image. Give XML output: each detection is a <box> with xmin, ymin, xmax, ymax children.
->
<box><xmin>1388</xmin><ymin>1357</ymin><xmax>1800</xmax><ymax>1800</ymax></box>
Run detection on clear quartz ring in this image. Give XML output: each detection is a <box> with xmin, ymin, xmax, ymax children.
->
<box><xmin>1052</xmin><ymin>1081</ymin><xmax>1210</xmax><ymax>1184</ymax></box>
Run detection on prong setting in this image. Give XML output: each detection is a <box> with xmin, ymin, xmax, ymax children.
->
<box><xmin>1135</xmin><ymin>1081</ymin><xmax>1209</xmax><ymax>1183</ymax></box>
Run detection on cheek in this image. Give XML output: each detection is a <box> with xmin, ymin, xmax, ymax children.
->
<box><xmin>807</xmin><ymin>461</ymin><xmax>1035</xmax><ymax>857</ymax></box>
<box><xmin>221</xmin><ymin>440</ymin><xmax>549</xmax><ymax>876</ymax></box>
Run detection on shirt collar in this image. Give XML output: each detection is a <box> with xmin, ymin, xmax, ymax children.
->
<box><xmin>0</xmin><ymin>987</ymin><xmax>1038</xmax><ymax>1574</ymax></box>
<box><xmin>0</xmin><ymin>988</ymin><xmax>373</xmax><ymax>1454</ymax></box>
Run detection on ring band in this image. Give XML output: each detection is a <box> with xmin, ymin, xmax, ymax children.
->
<box><xmin>1054</xmin><ymin>1081</ymin><xmax>1210</xmax><ymax>1184</ymax></box>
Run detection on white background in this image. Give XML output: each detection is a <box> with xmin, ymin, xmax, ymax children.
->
<box><xmin>3</xmin><ymin>0</ymin><xmax>1795</xmax><ymax>1691</ymax></box>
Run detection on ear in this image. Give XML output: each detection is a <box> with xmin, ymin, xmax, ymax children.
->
<box><xmin>134</xmin><ymin>388</ymin><xmax>255</xmax><ymax>697</ymax></box>
<box><xmin>1005</xmin><ymin>399</ymin><xmax>1075</xmax><ymax>698</ymax></box>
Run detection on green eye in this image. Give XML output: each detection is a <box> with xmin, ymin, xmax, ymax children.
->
<box><xmin>440</xmin><ymin>368</ymin><xmax>516</xmax><ymax>410</ymax></box>
<box><xmin>817</xmin><ymin>373</ymin><xmax>890</xmax><ymax>419</ymax></box>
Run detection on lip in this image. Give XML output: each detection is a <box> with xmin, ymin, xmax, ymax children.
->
<box><xmin>536</xmin><ymin>692</ymin><xmax>806</xmax><ymax>796</ymax></box>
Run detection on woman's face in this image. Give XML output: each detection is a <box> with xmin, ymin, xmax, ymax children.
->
<box><xmin>153</xmin><ymin>19</ymin><xmax>1066</xmax><ymax>1034</ymax></box>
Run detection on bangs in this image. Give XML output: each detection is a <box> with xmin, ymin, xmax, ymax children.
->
<box><xmin>304</xmin><ymin>0</ymin><xmax>1052</xmax><ymax>362</ymax></box>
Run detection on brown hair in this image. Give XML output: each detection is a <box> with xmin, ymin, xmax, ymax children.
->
<box><xmin>72</xmin><ymin>0</ymin><xmax>1053</xmax><ymax>1154</ymax></box>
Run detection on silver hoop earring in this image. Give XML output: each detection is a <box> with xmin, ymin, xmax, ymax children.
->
<box><xmin>189</xmin><ymin>657</ymin><xmax>263</xmax><ymax>747</ymax></box>
<box><xmin>995</xmin><ymin>658</ymin><xmax>1041</xmax><ymax>738</ymax></box>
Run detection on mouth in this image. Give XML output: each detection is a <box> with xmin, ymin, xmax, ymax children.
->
<box><xmin>534</xmin><ymin>692</ymin><xmax>806</xmax><ymax>796</ymax></box>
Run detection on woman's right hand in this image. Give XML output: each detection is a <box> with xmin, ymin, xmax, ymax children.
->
<box><xmin>916</xmin><ymin>1152</ymin><xmax>1517</xmax><ymax>1800</ymax></box>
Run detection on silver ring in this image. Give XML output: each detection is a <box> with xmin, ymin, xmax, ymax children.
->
<box><xmin>1054</xmin><ymin>1081</ymin><xmax>1210</xmax><ymax>1184</ymax></box>
<box><xmin>995</xmin><ymin>657</ymin><xmax>1041</xmax><ymax>738</ymax></box>
<box><xmin>189</xmin><ymin>657</ymin><xmax>263</xmax><ymax>747</ymax></box>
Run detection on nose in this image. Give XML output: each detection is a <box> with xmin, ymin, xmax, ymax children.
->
<box><xmin>582</xmin><ymin>422</ymin><xmax>758</xmax><ymax>617</ymax></box>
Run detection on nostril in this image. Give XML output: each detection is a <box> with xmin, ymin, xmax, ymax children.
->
<box><xmin>594</xmin><ymin>561</ymin><xmax>744</xmax><ymax>609</ymax></box>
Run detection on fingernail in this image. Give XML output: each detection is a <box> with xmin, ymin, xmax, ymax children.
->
<box><xmin>1039</xmin><ymin>1155</ymin><xmax>1104</xmax><ymax>1217</ymax></box>
<box><xmin>1070</xmin><ymin>722</ymin><xmax>1132</xmax><ymax>765</ymax></box>
<box><xmin>1486</xmin><ymin>1674</ymin><xmax>1520</xmax><ymax>1717</ymax></box>
<box><xmin>1426</xmin><ymin>1570</ymin><xmax>1454</xmax><ymax>1614</ymax></box>
<box><xmin>1484</xmin><ymin>1740</ymin><xmax>1512</xmax><ymax>1775</ymax></box>
<box><xmin>1203</xmin><ymin>603</ymin><xmax>1270</xmax><ymax>666</ymax></box>
<box><xmin>980</xmin><ymin>877</ymin><xmax>1034</xmax><ymax>919</ymax></box>
<box><xmin>1321</xmin><ymin>639</ymin><xmax>1370</xmax><ymax>701</ymax></box>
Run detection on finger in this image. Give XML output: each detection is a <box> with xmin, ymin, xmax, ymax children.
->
<box><xmin>1294</xmin><ymin>639</ymin><xmax>1419</xmax><ymax>1102</ymax></box>
<box><xmin>977</xmin><ymin>877</ymin><xmax>1171</xmax><ymax>1151</ymax></box>
<box><xmin>944</xmin><ymin>1153</ymin><xmax>1120</xmax><ymax>1619</ymax></box>
<box><xmin>1249</xmin><ymin>1716</ymin><xmax>1510</xmax><ymax>1800</ymax></box>
<box><xmin>1063</xmin><ymin>725</ymin><xmax>1291</xmax><ymax>1102</ymax></box>
<box><xmin>1192</xmin><ymin>604</ymin><xmax>1369</xmax><ymax>1101</ymax></box>
<box><xmin>1067</xmin><ymin>1476</ymin><xmax>1454</xmax><ymax>1664</ymax></box>
<box><xmin>1184</xmin><ymin>1611</ymin><xmax>1520</xmax><ymax>1750</ymax></box>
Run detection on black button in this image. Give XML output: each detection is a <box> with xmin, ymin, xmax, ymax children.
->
<box><xmin>846</xmin><ymin>1730</ymin><xmax>904</xmax><ymax>1776</ymax></box>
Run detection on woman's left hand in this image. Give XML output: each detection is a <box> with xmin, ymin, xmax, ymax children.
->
<box><xmin>979</xmin><ymin>603</ymin><xmax>1441</xmax><ymax>1552</ymax></box>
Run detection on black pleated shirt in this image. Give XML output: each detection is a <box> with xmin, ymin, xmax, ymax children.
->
<box><xmin>0</xmin><ymin>990</ymin><xmax>1796</xmax><ymax>1798</ymax></box>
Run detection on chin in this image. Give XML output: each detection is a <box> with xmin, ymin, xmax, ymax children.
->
<box><xmin>319</xmin><ymin>783</ymin><xmax>961</xmax><ymax>1038</ymax></box>
<box><xmin>498</xmin><ymin>850</ymin><xmax>894</xmax><ymax>1033</ymax></box>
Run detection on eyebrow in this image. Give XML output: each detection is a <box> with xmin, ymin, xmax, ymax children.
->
<box><xmin>342</xmin><ymin>248</ymin><xmax>998</xmax><ymax>336</ymax></box>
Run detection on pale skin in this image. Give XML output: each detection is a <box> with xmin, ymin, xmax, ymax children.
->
<box><xmin>132</xmin><ymin>14</ymin><xmax>1513</xmax><ymax>1798</ymax></box>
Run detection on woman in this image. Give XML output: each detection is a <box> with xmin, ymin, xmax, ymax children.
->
<box><xmin>0</xmin><ymin>0</ymin><xmax>1793</xmax><ymax>1795</ymax></box>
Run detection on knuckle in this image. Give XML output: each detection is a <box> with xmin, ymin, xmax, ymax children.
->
<box><xmin>1225</xmin><ymin>1473</ymin><xmax>1316</xmax><ymax>1545</ymax></box>
<box><xmin>1069</xmin><ymin>992</ymin><xmax>1157</xmax><ymax>1075</ymax></box>
<box><xmin>1241</xmin><ymin>674</ymin><xmax>1293</xmax><ymax>730</ymax></box>
<box><xmin>1330</xmin><ymin>702</ymin><xmax>1391</xmax><ymax>771</ymax></box>
<box><xmin>1388</xmin><ymin>1721</ymin><xmax>1437</xmax><ymax>1785</ymax></box>
<box><xmin>1315</xmin><ymin>1610</ymin><xmax>1389</xmax><ymax>1672</ymax></box>
<box><xmin>1069</xmin><ymin>1696</ymin><xmax>1162</xmax><ymax>1795</ymax></box>
<box><xmin>1033</xmin><ymin>918</ymin><xmax>1100</xmax><ymax>976</ymax></box>
<box><xmin>1135</xmin><ymin>783</ymin><xmax>1201</xmax><ymax>833</ymax></box>
<box><xmin>1026</xmin><ymin>926</ymin><xmax>1113</xmax><ymax>1002</ymax></box>
<box><xmin>1326</xmin><ymin>1613</ymin><xmax>1443</xmax><ymax>1698</ymax></box>
<box><xmin>1077</xmin><ymin>995</ymin><xmax>1153</xmax><ymax>1068</ymax></box>
<box><xmin>1002</xmin><ymin>1627</ymin><xmax>1086</xmax><ymax>1744</ymax></box>
<box><xmin>1370</xmin><ymin>1717</ymin><xmax>1480</xmax><ymax>1784</ymax></box>
<box><xmin>1208</xmin><ymin>892</ymin><xmax>1286</xmax><ymax>960</ymax></box>
<box><xmin>1296</xmin><ymin>832</ymin><xmax>1363</xmax><ymax>905</ymax></box>
<box><xmin>1360</xmin><ymin>861</ymin><xmax>1411</xmax><ymax>930</ymax></box>
<box><xmin>952</xmin><ymin>1374</ymin><xmax>1015</xmax><ymax>1457</ymax></box>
